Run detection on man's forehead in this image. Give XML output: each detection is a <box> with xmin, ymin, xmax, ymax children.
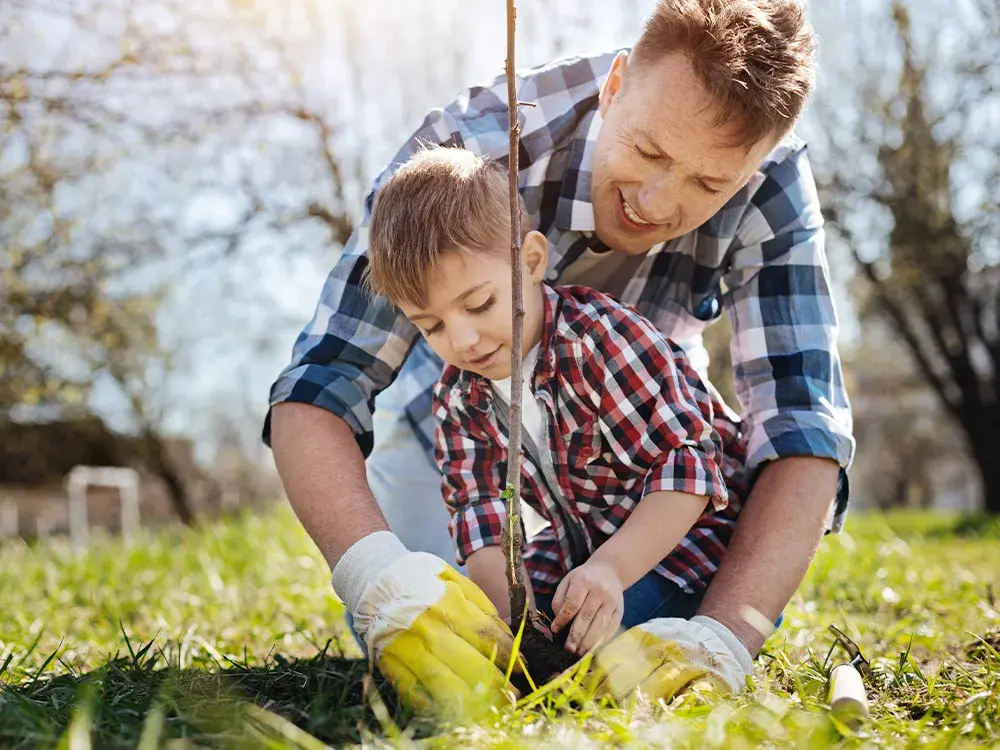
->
<box><xmin>622</xmin><ymin>56</ymin><xmax>770</xmax><ymax>163</ymax></box>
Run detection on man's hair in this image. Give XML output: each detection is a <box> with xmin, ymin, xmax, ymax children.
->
<box><xmin>630</xmin><ymin>0</ymin><xmax>817</xmax><ymax>147</ymax></box>
<box><xmin>365</xmin><ymin>145</ymin><xmax>525</xmax><ymax>308</ymax></box>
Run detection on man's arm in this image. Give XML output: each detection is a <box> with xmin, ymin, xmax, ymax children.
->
<box><xmin>708</xmin><ymin>139</ymin><xmax>855</xmax><ymax>653</ymax></box>
<box><xmin>270</xmin><ymin>403</ymin><xmax>389</xmax><ymax>570</ymax></box>
<box><xmin>697</xmin><ymin>456</ymin><xmax>839</xmax><ymax>654</ymax></box>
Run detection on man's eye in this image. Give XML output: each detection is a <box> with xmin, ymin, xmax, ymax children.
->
<box><xmin>469</xmin><ymin>296</ymin><xmax>496</xmax><ymax>315</ymax></box>
<box><xmin>633</xmin><ymin>144</ymin><xmax>658</xmax><ymax>161</ymax></box>
<box><xmin>697</xmin><ymin>180</ymin><xmax>722</xmax><ymax>196</ymax></box>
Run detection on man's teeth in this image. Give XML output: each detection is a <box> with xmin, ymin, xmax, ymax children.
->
<box><xmin>623</xmin><ymin>198</ymin><xmax>651</xmax><ymax>225</ymax></box>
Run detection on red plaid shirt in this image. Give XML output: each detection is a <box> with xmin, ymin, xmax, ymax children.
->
<box><xmin>433</xmin><ymin>285</ymin><xmax>747</xmax><ymax>596</ymax></box>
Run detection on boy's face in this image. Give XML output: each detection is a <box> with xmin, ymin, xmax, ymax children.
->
<box><xmin>591</xmin><ymin>51</ymin><xmax>778</xmax><ymax>255</ymax></box>
<box><xmin>397</xmin><ymin>232</ymin><xmax>548</xmax><ymax>379</ymax></box>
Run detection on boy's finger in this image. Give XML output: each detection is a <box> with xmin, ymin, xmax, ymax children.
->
<box><xmin>578</xmin><ymin>603</ymin><xmax>616</xmax><ymax>654</ymax></box>
<box><xmin>565</xmin><ymin>593</ymin><xmax>601</xmax><ymax>653</ymax></box>
<box><xmin>551</xmin><ymin>576</ymin><xmax>585</xmax><ymax>633</ymax></box>
<box><xmin>551</xmin><ymin>575</ymin><xmax>571</xmax><ymax>620</ymax></box>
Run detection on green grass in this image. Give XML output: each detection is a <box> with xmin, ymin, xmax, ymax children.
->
<box><xmin>1</xmin><ymin>506</ymin><xmax>998</xmax><ymax>748</ymax></box>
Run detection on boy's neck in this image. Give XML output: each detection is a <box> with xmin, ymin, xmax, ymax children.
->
<box><xmin>521</xmin><ymin>282</ymin><xmax>546</xmax><ymax>356</ymax></box>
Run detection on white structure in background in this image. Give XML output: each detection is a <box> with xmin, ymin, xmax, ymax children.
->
<box><xmin>65</xmin><ymin>465</ymin><xmax>141</xmax><ymax>548</ymax></box>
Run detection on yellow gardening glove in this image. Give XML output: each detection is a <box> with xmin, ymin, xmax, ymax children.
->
<box><xmin>584</xmin><ymin>616</ymin><xmax>753</xmax><ymax>703</ymax></box>
<box><xmin>332</xmin><ymin>532</ymin><xmax>517</xmax><ymax>717</ymax></box>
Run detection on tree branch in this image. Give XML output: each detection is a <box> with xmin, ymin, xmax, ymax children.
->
<box><xmin>825</xmin><ymin>213</ymin><xmax>962</xmax><ymax>422</ymax></box>
<box><xmin>501</xmin><ymin>0</ymin><xmax>528</xmax><ymax>631</ymax></box>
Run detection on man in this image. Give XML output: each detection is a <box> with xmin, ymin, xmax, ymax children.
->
<box><xmin>266</xmin><ymin>0</ymin><xmax>854</xmax><ymax>713</ymax></box>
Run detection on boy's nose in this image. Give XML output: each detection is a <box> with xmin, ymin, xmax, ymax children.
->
<box><xmin>449</xmin><ymin>322</ymin><xmax>481</xmax><ymax>353</ymax></box>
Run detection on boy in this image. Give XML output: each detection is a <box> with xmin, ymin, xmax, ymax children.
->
<box><xmin>364</xmin><ymin>146</ymin><xmax>747</xmax><ymax>657</ymax></box>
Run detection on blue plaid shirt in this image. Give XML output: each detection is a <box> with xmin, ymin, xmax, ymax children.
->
<box><xmin>265</xmin><ymin>49</ymin><xmax>855</xmax><ymax>527</ymax></box>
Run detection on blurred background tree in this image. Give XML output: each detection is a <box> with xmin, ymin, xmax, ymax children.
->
<box><xmin>813</xmin><ymin>0</ymin><xmax>1000</xmax><ymax>513</ymax></box>
<box><xmin>1</xmin><ymin>0</ymin><xmax>997</xmax><ymax>533</ymax></box>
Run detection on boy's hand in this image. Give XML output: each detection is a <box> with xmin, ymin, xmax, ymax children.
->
<box><xmin>550</xmin><ymin>560</ymin><xmax>624</xmax><ymax>655</ymax></box>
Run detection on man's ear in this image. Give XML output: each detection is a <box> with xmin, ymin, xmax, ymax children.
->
<box><xmin>599</xmin><ymin>51</ymin><xmax>629</xmax><ymax>117</ymax></box>
<box><xmin>522</xmin><ymin>231</ymin><xmax>549</xmax><ymax>283</ymax></box>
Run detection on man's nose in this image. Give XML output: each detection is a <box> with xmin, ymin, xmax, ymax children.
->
<box><xmin>638</xmin><ymin>172</ymin><xmax>683</xmax><ymax>225</ymax></box>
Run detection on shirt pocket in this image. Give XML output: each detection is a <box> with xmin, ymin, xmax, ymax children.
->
<box><xmin>563</xmin><ymin>417</ymin><xmax>602</xmax><ymax>471</ymax></box>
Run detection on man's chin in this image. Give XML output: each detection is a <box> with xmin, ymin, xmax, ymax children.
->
<box><xmin>594</xmin><ymin>224</ymin><xmax>672</xmax><ymax>255</ymax></box>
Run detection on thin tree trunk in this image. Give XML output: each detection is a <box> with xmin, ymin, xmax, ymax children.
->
<box><xmin>501</xmin><ymin>0</ymin><xmax>528</xmax><ymax>629</ymax></box>
<box><xmin>970</xmin><ymin>410</ymin><xmax>1000</xmax><ymax>515</ymax></box>
<box><xmin>142</xmin><ymin>430</ymin><xmax>196</xmax><ymax>525</ymax></box>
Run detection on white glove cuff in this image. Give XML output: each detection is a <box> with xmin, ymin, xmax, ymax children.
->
<box><xmin>690</xmin><ymin>615</ymin><xmax>754</xmax><ymax>678</ymax></box>
<box><xmin>331</xmin><ymin>531</ymin><xmax>408</xmax><ymax>614</ymax></box>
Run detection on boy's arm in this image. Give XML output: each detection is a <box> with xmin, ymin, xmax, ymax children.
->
<box><xmin>586</xmin><ymin>489</ymin><xmax>708</xmax><ymax>590</ymax></box>
<box><xmin>551</xmin><ymin>304</ymin><xmax>732</xmax><ymax>653</ymax></box>
<box><xmin>579</xmin><ymin>304</ymin><xmax>731</xmax><ymax>515</ymax></box>
<box><xmin>550</xmin><ymin>488</ymin><xmax>711</xmax><ymax>651</ymax></box>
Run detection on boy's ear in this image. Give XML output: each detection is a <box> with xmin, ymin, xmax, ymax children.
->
<box><xmin>522</xmin><ymin>231</ymin><xmax>549</xmax><ymax>283</ymax></box>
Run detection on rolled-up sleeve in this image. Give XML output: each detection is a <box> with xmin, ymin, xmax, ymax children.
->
<box><xmin>432</xmin><ymin>378</ymin><xmax>507</xmax><ymax>566</ymax></box>
<box><xmin>581</xmin><ymin>303</ymin><xmax>730</xmax><ymax>511</ymax></box>
<box><xmin>723</xmin><ymin>141</ymin><xmax>856</xmax><ymax>481</ymax></box>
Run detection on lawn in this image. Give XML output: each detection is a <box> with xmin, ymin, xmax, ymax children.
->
<box><xmin>1</xmin><ymin>506</ymin><xmax>998</xmax><ymax>748</ymax></box>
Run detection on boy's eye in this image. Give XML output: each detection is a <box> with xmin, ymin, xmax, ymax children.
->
<box><xmin>423</xmin><ymin>321</ymin><xmax>443</xmax><ymax>336</ymax></box>
<box><xmin>468</xmin><ymin>296</ymin><xmax>496</xmax><ymax>315</ymax></box>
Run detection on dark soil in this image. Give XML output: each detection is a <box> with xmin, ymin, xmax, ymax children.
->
<box><xmin>510</xmin><ymin>624</ymin><xmax>580</xmax><ymax>695</ymax></box>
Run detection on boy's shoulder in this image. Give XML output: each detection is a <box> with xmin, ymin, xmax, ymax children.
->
<box><xmin>549</xmin><ymin>284</ymin><xmax>666</xmax><ymax>351</ymax></box>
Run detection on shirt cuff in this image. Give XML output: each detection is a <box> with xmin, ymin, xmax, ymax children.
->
<box><xmin>264</xmin><ymin>363</ymin><xmax>374</xmax><ymax>454</ymax></box>
<box><xmin>745</xmin><ymin>411</ymin><xmax>856</xmax><ymax>478</ymax></box>
<box><xmin>449</xmin><ymin>504</ymin><xmax>505</xmax><ymax>566</ymax></box>
<box><xmin>643</xmin><ymin>445</ymin><xmax>729</xmax><ymax>511</ymax></box>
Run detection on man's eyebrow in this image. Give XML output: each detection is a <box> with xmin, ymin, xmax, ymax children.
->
<box><xmin>633</xmin><ymin>127</ymin><xmax>731</xmax><ymax>185</ymax></box>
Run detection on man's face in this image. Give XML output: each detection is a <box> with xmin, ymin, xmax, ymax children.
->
<box><xmin>397</xmin><ymin>234</ymin><xmax>547</xmax><ymax>379</ymax></box>
<box><xmin>591</xmin><ymin>51</ymin><xmax>778</xmax><ymax>254</ymax></box>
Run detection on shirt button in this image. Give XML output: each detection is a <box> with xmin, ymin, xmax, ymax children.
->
<box><xmin>546</xmin><ymin>270</ymin><xmax>558</xmax><ymax>281</ymax></box>
<box><xmin>583</xmin><ymin>231</ymin><xmax>592</xmax><ymax>238</ymax></box>
<box><xmin>580</xmin><ymin>446</ymin><xmax>595</xmax><ymax>458</ymax></box>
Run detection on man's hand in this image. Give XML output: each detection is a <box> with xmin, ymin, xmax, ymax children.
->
<box><xmin>335</xmin><ymin>532</ymin><xmax>518</xmax><ymax>716</ymax></box>
<box><xmin>550</xmin><ymin>560</ymin><xmax>624</xmax><ymax>656</ymax></box>
<box><xmin>585</xmin><ymin>616</ymin><xmax>753</xmax><ymax>702</ymax></box>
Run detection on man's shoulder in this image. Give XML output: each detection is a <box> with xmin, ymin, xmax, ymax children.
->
<box><xmin>370</xmin><ymin>50</ymin><xmax>617</xmax><ymax>203</ymax></box>
<box><xmin>693</xmin><ymin>131</ymin><xmax>818</xmax><ymax>248</ymax></box>
<box><xmin>443</xmin><ymin>49</ymin><xmax>619</xmax><ymax>155</ymax></box>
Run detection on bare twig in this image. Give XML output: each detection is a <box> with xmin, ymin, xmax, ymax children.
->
<box><xmin>500</xmin><ymin>0</ymin><xmax>528</xmax><ymax>630</ymax></box>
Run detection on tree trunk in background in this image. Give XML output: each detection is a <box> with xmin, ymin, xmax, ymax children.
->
<box><xmin>141</xmin><ymin>430</ymin><xmax>196</xmax><ymax>525</ymax></box>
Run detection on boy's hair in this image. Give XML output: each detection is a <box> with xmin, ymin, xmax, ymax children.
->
<box><xmin>630</xmin><ymin>0</ymin><xmax>817</xmax><ymax>147</ymax></box>
<box><xmin>365</xmin><ymin>146</ymin><xmax>527</xmax><ymax>308</ymax></box>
